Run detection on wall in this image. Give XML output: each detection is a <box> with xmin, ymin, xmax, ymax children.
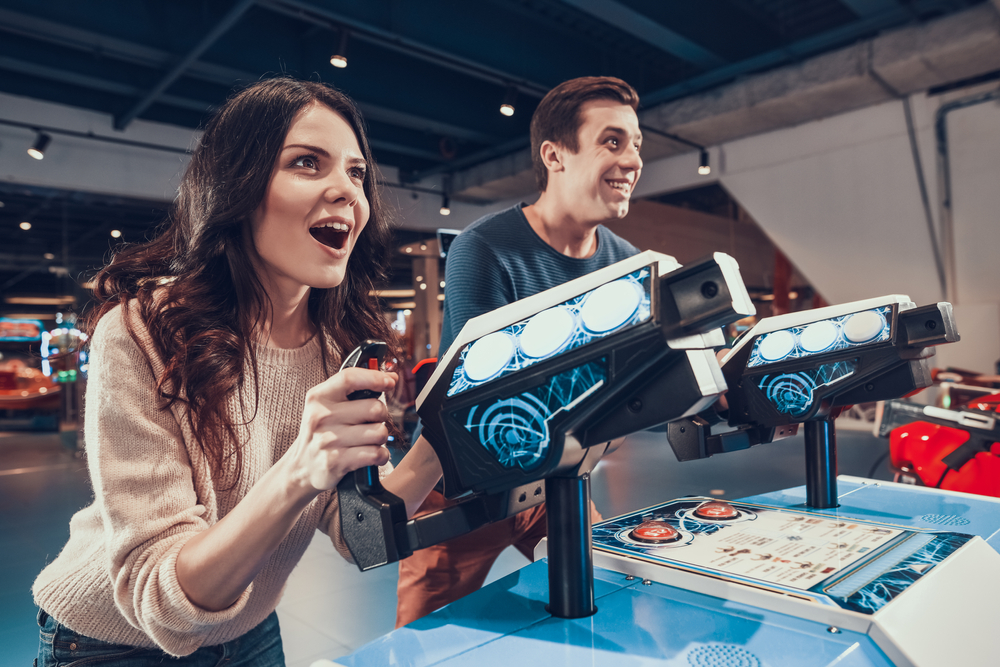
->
<box><xmin>0</xmin><ymin>90</ymin><xmax>520</xmax><ymax>233</ymax></box>
<box><xmin>0</xmin><ymin>91</ymin><xmax>194</xmax><ymax>202</ymax></box>
<box><xmin>633</xmin><ymin>88</ymin><xmax>1000</xmax><ymax>375</ymax></box>
<box><xmin>604</xmin><ymin>199</ymin><xmax>808</xmax><ymax>292</ymax></box>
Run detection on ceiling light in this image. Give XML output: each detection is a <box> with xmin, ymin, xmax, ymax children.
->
<box><xmin>698</xmin><ymin>149</ymin><xmax>711</xmax><ymax>175</ymax></box>
<box><xmin>27</xmin><ymin>132</ymin><xmax>51</xmax><ymax>160</ymax></box>
<box><xmin>19</xmin><ymin>221</ymin><xmax>31</xmax><ymax>230</ymax></box>
<box><xmin>330</xmin><ymin>29</ymin><xmax>349</xmax><ymax>68</ymax></box>
<box><xmin>439</xmin><ymin>195</ymin><xmax>451</xmax><ymax>216</ymax></box>
<box><xmin>43</xmin><ymin>252</ymin><xmax>55</xmax><ymax>260</ymax></box>
<box><xmin>110</xmin><ymin>229</ymin><xmax>122</xmax><ymax>238</ymax></box>
<box><xmin>415</xmin><ymin>275</ymin><xmax>424</xmax><ymax>282</ymax></box>
<box><xmin>500</xmin><ymin>86</ymin><xmax>517</xmax><ymax>117</ymax></box>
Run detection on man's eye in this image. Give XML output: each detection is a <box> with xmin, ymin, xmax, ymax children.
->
<box><xmin>607</xmin><ymin>137</ymin><xmax>619</xmax><ymax>147</ymax></box>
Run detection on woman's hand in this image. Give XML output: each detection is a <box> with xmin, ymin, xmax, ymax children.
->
<box><xmin>287</xmin><ymin>367</ymin><xmax>397</xmax><ymax>494</ymax></box>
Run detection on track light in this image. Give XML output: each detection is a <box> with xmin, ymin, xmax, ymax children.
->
<box><xmin>439</xmin><ymin>195</ymin><xmax>451</xmax><ymax>216</ymax></box>
<box><xmin>330</xmin><ymin>29</ymin><xmax>349</xmax><ymax>68</ymax></box>
<box><xmin>698</xmin><ymin>149</ymin><xmax>711</xmax><ymax>175</ymax></box>
<box><xmin>500</xmin><ymin>86</ymin><xmax>517</xmax><ymax>117</ymax></box>
<box><xmin>19</xmin><ymin>221</ymin><xmax>31</xmax><ymax>230</ymax></box>
<box><xmin>27</xmin><ymin>132</ymin><xmax>51</xmax><ymax>160</ymax></box>
<box><xmin>110</xmin><ymin>229</ymin><xmax>122</xmax><ymax>238</ymax></box>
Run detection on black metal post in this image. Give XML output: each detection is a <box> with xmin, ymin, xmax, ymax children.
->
<box><xmin>804</xmin><ymin>419</ymin><xmax>839</xmax><ymax>508</ymax></box>
<box><xmin>544</xmin><ymin>474</ymin><xmax>597</xmax><ymax>618</ymax></box>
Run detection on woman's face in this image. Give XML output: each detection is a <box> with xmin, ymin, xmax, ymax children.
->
<box><xmin>251</xmin><ymin>103</ymin><xmax>370</xmax><ymax>298</ymax></box>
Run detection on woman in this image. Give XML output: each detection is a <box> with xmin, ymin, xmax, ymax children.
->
<box><xmin>32</xmin><ymin>78</ymin><xmax>441</xmax><ymax>665</ymax></box>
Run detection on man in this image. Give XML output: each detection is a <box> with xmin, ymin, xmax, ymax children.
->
<box><xmin>396</xmin><ymin>76</ymin><xmax>644</xmax><ymax>627</ymax></box>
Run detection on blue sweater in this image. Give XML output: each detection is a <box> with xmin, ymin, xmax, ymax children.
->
<box><xmin>439</xmin><ymin>203</ymin><xmax>640</xmax><ymax>357</ymax></box>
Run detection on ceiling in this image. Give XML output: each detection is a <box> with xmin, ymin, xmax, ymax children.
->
<box><xmin>0</xmin><ymin>0</ymin><xmax>993</xmax><ymax>310</ymax></box>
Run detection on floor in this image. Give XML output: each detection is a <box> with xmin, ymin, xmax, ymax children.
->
<box><xmin>0</xmin><ymin>419</ymin><xmax>893</xmax><ymax>667</ymax></box>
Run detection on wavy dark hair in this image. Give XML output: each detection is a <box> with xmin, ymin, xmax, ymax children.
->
<box><xmin>85</xmin><ymin>77</ymin><xmax>397</xmax><ymax>484</ymax></box>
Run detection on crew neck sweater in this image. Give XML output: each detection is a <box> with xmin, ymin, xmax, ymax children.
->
<box><xmin>32</xmin><ymin>305</ymin><xmax>390</xmax><ymax>656</ymax></box>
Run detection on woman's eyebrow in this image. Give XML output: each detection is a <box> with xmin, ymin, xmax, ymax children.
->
<box><xmin>282</xmin><ymin>143</ymin><xmax>330</xmax><ymax>157</ymax></box>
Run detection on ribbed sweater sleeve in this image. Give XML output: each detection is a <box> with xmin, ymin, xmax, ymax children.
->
<box><xmin>86</xmin><ymin>307</ymin><xmax>252</xmax><ymax>652</ymax></box>
<box><xmin>32</xmin><ymin>305</ymin><xmax>392</xmax><ymax>656</ymax></box>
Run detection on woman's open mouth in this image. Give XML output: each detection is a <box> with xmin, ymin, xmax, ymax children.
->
<box><xmin>309</xmin><ymin>221</ymin><xmax>350</xmax><ymax>250</ymax></box>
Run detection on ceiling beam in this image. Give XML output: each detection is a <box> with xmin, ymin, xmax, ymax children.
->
<box><xmin>114</xmin><ymin>0</ymin><xmax>257</xmax><ymax>129</ymax></box>
<box><xmin>0</xmin><ymin>56</ymin><xmax>213</xmax><ymax>114</ymax></box>
<box><xmin>356</xmin><ymin>102</ymin><xmax>499</xmax><ymax>144</ymax></box>
<box><xmin>640</xmin><ymin>0</ymin><xmax>944</xmax><ymax>107</ymax></box>
<box><xmin>368</xmin><ymin>138</ymin><xmax>444</xmax><ymax>162</ymax></box>
<box><xmin>559</xmin><ymin>0</ymin><xmax>727</xmax><ymax>70</ymax></box>
<box><xmin>0</xmin><ymin>6</ymin><xmax>496</xmax><ymax>144</ymax></box>
<box><xmin>838</xmin><ymin>0</ymin><xmax>909</xmax><ymax>19</ymax></box>
<box><xmin>259</xmin><ymin>0</ymin><xmax>552</xmax><ymax>97</ymax></box>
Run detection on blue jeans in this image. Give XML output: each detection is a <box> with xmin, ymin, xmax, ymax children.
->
<box><xmin>35</xmin><ymin>608</ymin><xmax>285</xmax><ymax>667</ymax></box>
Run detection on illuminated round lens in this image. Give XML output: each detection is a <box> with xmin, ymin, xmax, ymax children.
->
<box><xmin>800</xmin><ymin>321</ymin><xmax>839</xmax><ymax>353</ymax></box>
<box><xmin>630</xmin><ymin>521</ymin><xmax>681</xmax><ymax>543</ymax></box>
<box><xmin>843</xmin><ymin>311</ymin><xmax>885</xmax><ymax>343</ymax></box>
<box><xmin>757</xmin><ymin>330</ymin><xmax>795</xmax><ymax>361</ymax></box>
<box><xmin>520</xmin><ymin>307</ymin><xmax>575</xmax><ymax>359</ymax></box>
<box><xmin>580</xmin><ymin>280</ymin><xmax>642</xmax><ymax>333</ymax></box>
<box><xmin>694</xmin><ymin>501</ymin><xmax>739</xmax><ymax>520</ymax></box>
<box><xmin>464</xmin><ymin>332</ymin><xmax>515</xmax><ymax>382</ymax></box>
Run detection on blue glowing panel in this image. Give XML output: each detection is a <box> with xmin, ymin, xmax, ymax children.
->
<box><xmin>747</xmin><ymin>306</ymin><xmax>892</xmax><ymax>369</ymax></box>
<box><xmin>447</xmin><ymin>268</ymin><xmax>650</xmax><ymax>397</ymax></box>
<box><xmin>758</xmin><ymin>360</ymin><xmax>856</xmax><ymax>417</ymax></box>
<box><xmin>452</xmin><ymin>360</ymin><xmax>607</xmax><ymax>471</ymax></box>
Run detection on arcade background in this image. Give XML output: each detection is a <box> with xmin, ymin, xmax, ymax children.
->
<box><xmin>2</xmin><ymin>2</ymin><xmax>1000</xmax><ymax>666</ymax></box>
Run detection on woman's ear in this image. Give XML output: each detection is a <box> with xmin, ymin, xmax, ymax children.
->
<box><xmin>539</xmin><ymin>140</ymin><xmax>565</xmax><ymax>175</ymax></box>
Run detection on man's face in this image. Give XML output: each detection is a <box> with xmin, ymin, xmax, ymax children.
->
<box><xmin>555</xmin><ymin>99</ymin><xmax>643</xmax><ymax>223</ymax></box>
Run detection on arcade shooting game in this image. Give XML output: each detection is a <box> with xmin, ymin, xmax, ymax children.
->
<box><xmin>339</xmin><ymin>250</ymin><xmax>755</xmax><ymax>615</ymax></box>
<box><xmin>337</xmin><ymin>254</ymin><xmax>999</xmax><ymax>667</ymax></box>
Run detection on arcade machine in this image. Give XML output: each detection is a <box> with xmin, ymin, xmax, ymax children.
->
<box><xmin>874</xmin><ymin>395</ymin><xmax>1000</xmax><ymax>497</ymax></box>
<box><xmin>0</xmin><ymin>317</ymin><xmax>60</xmax><ymax>423</ymax></box>
<box><xmin>337</xmin><ymin>258</ymin><xmax>998</xmax><ymax>667</ymax></box>
<box><xmin>40</xmin><ymin>320</ymin><xmax>88</xmax><ymax>450</ymax></box>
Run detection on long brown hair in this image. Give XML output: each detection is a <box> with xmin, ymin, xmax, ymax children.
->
<box><xmin>86</xmin><ymin>77</ymin><xmax>397</xmax><ymax>482</ymax></box>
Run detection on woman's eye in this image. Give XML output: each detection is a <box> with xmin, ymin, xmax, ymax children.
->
<box><xmin>349</xmin><ymin>167</ymin><xmax>366</xmax><ymax>180</ymax></box>
<box><xmin>293</xmin><ymin>156</ymin><xmax>318</xmax><ymax>169</ymax></box>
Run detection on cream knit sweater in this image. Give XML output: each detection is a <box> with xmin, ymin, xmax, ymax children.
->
<box><xmin>32</xmin><ymin>305</ymin><xmax>391</xmax><ymax>656</ymax></box>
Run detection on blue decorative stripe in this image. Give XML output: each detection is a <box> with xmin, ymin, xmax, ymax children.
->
<box><xmin>826</xmin><ymin>532</ymin><xmax>971</xmax><ymax>614</ymax></box>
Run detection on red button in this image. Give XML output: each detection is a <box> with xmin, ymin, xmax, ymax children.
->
<box><xmin>368</xmin><ymin>358</ymin><xmax>379</xmax><ymax>370</ymax></box>
<box><xmin>694</xmin><ymin>502</ymin><xmax>739</xmax><ymax>520</ymax></box>
<box><xmin>630</xmin><ymin>521</ymin><xmax>680</xmax><ymax>544</ymax></box>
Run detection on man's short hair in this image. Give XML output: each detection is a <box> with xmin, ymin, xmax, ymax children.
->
<box><xmin>530</xmin><ymin>76</ymin><xmax>640</xmax><ymax>192</ymax></box>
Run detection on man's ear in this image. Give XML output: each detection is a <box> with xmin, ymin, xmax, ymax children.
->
<box><xmin>539</xmin><ymin>140</ymin><xmax>565</xmax><ymax>175</ymax></box>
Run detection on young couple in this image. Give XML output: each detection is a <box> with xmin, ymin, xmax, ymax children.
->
<box><xmin>33</xmin><ymin>74</ymin><xmax>644</xmax><ymax>665</ymax></box>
